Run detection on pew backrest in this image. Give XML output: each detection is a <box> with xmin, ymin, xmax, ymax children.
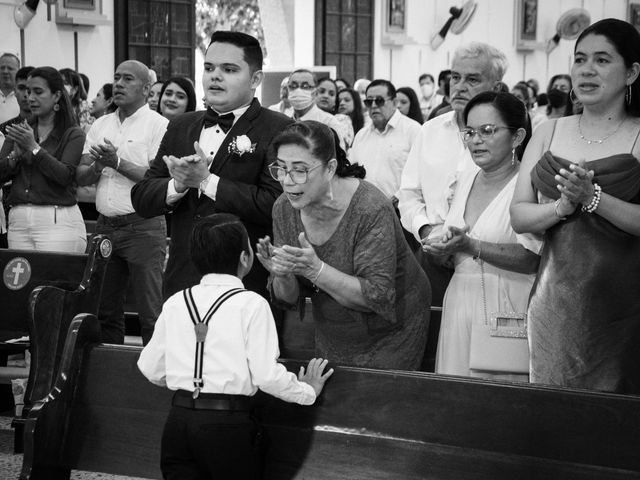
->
<box><xmin>20</xmin><ymin>313</ymin><xmax>640</xmax><ymax>480</ymax></box>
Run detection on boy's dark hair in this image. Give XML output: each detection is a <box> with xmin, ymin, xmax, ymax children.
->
<box><xmin>208</xmin><ymin>31</ymin><xmax>263</xmax><ymax>74</ymax></box>
<box><xmin>190</xmin><ymin>213</ymin><xmax>250</xmax><ymax>276</ymax></box>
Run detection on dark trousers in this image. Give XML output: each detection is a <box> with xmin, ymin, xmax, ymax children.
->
<box><xmin>96</xmin><ymin>213</ymin><xmax>166</xmax><ymax>345</ymax></box>
<box><xmin>161</xmin><ymin>404</ymin><xmax>263</xmax><ymax>479</ymax></box>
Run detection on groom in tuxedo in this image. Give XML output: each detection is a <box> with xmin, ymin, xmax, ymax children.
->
<box><xmin>131</xmin><ymin>31</ymin><xmax>293</xmax><ymax>299</ymax></box>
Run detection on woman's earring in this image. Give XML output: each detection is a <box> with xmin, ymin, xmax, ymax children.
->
<box><xmin>626</xmin><ymin>85</ymin><xmax>632</xmax><ymax>107</ymax></box>
<box><xmin>328</xmin><ymin>180</ymin><xmax>334</xmax><ymax>201</ymax></box>
<box><xmin>511</xmin><ymin>148</ymin><xmax>516</xmax><ymax>166</ymax></box>
<box><xmin>53</xmin><ymin>103</ymin><xmax>60</xmax><ymax>112</ymax></box>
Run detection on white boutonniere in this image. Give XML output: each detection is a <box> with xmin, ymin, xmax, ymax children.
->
<box><xmin>228</xmin><ymin>135</ymin><xmax>256</xmax><ymax>156</ymax></box>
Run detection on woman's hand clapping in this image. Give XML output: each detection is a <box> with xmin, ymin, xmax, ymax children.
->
<box><xmin>256</xmin><ymin>232</ymin><xmax>323</xmax><ymax>281</ymax></box>
<box><xmin>422</xmin><ymin>225</ymin><xmax>473</xmax><ymax>257</ymax></box>
<box><xmin>555</xmin><ymin>159</ymin><xmax>595</xmax><ymax>211</ymax></box>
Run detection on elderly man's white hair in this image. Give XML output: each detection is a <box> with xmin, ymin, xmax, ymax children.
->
<box><xmin>452</xmin><ymin>42</ymin><xmax>508</xmax><ymax>83</ymax></box>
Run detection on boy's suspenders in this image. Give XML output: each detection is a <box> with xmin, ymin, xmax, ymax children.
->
<box><xmin>183</xmin><ymin>287</ymin><xmax>246</xmax><ymax>399</ymax></box>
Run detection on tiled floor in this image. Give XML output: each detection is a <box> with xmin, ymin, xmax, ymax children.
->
<box><xmin>0</xmin><ymin>416</ymin><xmax>150</xmax><ymax>479</ymax></box>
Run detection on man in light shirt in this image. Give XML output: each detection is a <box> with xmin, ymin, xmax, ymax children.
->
<box><xmin>418</xmin><ymin>73</ymin><xmax>442</xmax><ymax>122</ymax></box>
<box><xmin>350</xmin><ymin>79</ymin><xmax>420</xmax><ymax>201</ymax></box>
<box><xmin>76</xmin><ymin>60</ymin><xmax>169</xmax><ymax>345</ymax></box>
<box><xmin>398</xmin><ymin>42</ymin><xmax>508</xmax><ymax>305</ymax></box>
<box><xmin>286</xmin><ymin>68</ymin><xmax>350</xmax><ymax>150</ymax></box>
<box><xmin>0</xmin><ymin>53</ymin><xmax>20</xmax><ymax>124</ymax></box>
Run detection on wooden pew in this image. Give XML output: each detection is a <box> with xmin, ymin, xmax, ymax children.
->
<box><xmin>20</xmin><ymin>313</ymin><xmax>640</xmax><ymax>480</ymax></box>
<box><xmin>2</xmin><ymin>235</ymin><xmax>112</xmax><ymax>452</ymax></box>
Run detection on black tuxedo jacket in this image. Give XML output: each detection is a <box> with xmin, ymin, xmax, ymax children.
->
<box><xmin>131</xmin><ymin>98</ymin><xmax>293</xmax><ymax>299</ymax></box>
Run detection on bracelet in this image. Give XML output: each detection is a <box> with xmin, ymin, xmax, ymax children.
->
<box><xmin>581</xmin><ymin>183</ymin><xmax>602</xmax><ymax>213</ymax></box>
<box><xmin>473</xmin><ymin>239</ymin><xmax>482</xmax><ymax>261</ymax></box>
<box><xmin>554</xmin><ymin>199</ymin><xmax>567</xmax><ymax>220</ymax></box>
<box><xmin>311</xmin><ymin>261</ymin><xmax>325</xmax><ymax>284</ymax></box>
<box><xmin>115</xmin><ymin>156</ymin><xmax>121</xmax><ymax>171</ymax></box>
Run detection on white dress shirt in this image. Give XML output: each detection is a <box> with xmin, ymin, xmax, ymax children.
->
<box><xmin>0</xmin><ymin>91</ymin><xmax>19</xmax><ymax>124</ymax></box>
<box><xmin>138</xmin><ymin>273</ymin><xmax>317</xmax><ymax>405</ymax></box>
<box><xmin>349</xmin><ymin>110</ymin><xmax>421</xmax><ymax>198</ymax></box>
<box><xmin>166</xmin><ymin>103</ymin><xmax>251</xmax><ymax>204</ymax></box>
<box><xmin>397</xmin><ymin>110</ymin><xmax>477</xmax><ymax>241</ymax></box>
<box><xmin>296</xmin><ymin>104</ymin><xmax>349</xmax><ymax>151</ymax></box>
<box><xmin>84</xmin><ymin>104</ymin><xmax>168</xmax><ymax>216</ymax></box>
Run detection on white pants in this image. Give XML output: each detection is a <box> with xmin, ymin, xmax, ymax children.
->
<box><xmin>8</xmin><ymin>204</ymin><xmax>87</xmax><ymax>253</ymax></box>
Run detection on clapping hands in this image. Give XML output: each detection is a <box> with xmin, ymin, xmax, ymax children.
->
<box><xmin>554</xmin><ymin>159</ymin><xmax>595</xmax><ymax>215</ymax></box>
<box><xmin>422</xmin><ymin>225</ymin><xmax>472</xmax><ymax>257</ymax></box>
<box><xmin>163</xmin><ymin>141</ymin><xmax>211</xmax><ymax>191</ymax></box>
<box><xmin>256</xmin><ymin>232</ymin><xmax>322</xmax><ymax>281</ymax></box>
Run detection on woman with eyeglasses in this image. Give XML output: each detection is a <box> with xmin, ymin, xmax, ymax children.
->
<box><xmin>511</xmin><ymin>19</ymin><xmax>640</xmax><ymax>393</ymax></box>
<box><xmin>256</xmin><ymin>120</ymin><xmax>431</xmax><ymax>370</ymax></box>
<box><xmin>424</xmin><ymin>92</ymin><xmax>540</xmax><ymax>380</ymax></box>
<box><xmin>0</xmin><ymin>66</ymin><xmax>87</xmax><ymax>252</ymax></box>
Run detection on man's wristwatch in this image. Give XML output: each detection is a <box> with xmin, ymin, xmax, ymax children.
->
<box><xmin>31</xmin><ymin>146</ymin><xmax>41</xmax><ymax>156</ymax></box>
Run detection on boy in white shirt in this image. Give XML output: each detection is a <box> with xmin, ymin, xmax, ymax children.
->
<box><xmin>138</xmin><ymin>212</ymin><xmax>333</xmax><ymax>479</ymax></box>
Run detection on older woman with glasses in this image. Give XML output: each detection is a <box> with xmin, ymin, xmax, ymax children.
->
<box><xmin>256</xmin><ymin>120</ymin><xmax>431</xmax><ymax>370</ymax></box>
<box><xmin>424</xmin><ymin>92</ymin><xmax>540</xmax><ymax>380</ymax></box>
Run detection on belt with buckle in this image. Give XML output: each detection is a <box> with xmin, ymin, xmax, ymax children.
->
<box><xmin>172</xmin><ymin>390</ymin><xmax>252</xmax><ymax>411</ymax></box>
<box><xmin>98</xmin><ymin>212</ymin><xmax>143</xmax><ymax>227</ymax></box>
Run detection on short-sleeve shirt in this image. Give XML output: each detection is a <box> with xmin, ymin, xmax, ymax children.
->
<box><xmin>83</xmin><ymin>104</ymin><xmax>168</xmax><ymax>216</ymax></box>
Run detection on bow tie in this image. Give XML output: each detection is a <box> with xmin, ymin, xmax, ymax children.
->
<box><xmin>203</xmin><ymin>108</ymin><xmax>234</xmax><ymax>133</ymax></box>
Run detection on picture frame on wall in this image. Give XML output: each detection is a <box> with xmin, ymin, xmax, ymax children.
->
<box><xmin>381</xmin><ymin>0</ymin><xmax>414</xmax><ymax>46</ymax></box>
<box><xmin>386</xmin><ymin>0</ymin><xmax>406</xmax><ymax>34</ymax></box>
<box><xmin>515</xmin><ymin>0</ymin><xmax>542</xmax><ymax>51</ymax></box>
<box><xmin>628</xmin><ymin>1</ymin><xmax>640</xmax><ymax>32</ymax></box>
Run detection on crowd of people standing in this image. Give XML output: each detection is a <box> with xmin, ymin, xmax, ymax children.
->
<box><xmin>1</xmin><ymin>16</ymin><xmax>639</xmax><ymax>402</ymax></box>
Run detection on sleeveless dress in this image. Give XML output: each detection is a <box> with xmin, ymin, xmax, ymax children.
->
<box><xmin>272</xmin><ymin>181</ymin><xmax>431</xmax><ymax>370</ymax></box>
<box><xmin>435</xmin><ymin>170</ymin><xmax>540</xmax><ymax>381</ymax></box>
<box><xmin>529</xmin><ymin>151</ymin><xmax>640</xmax><ymax>394</ymax></box>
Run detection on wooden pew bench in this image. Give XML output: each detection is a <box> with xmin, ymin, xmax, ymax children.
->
<box><xmin>0</xmin><ymin>235</ymin><xmax>112</xmax><ymax>386</ymax></box>
<box><xmin>20</xmin><ymin>313</ymin><xmax>640</xmax><ymax>480</ymax></box>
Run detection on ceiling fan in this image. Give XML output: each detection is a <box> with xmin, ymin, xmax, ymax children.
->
<box><xmin>545</xmin><ymin>8</ymin><xmax>591</xmax><ymax>54</ymax></box>
<box><xmin>430</xmin><ymin>0</ymin><xmax>478</xmax><ymax>50</ymax></box>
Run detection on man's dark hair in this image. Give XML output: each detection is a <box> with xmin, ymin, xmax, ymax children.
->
<box><xmin>208</xmin><ymin>31</ymin><xmax>263</xmax><ymax>74</ymax></box>
<box><xmin>419</xmin><ymin>73</ymin><xmax>434</xmax><ymax>84</ymax></box>
<box><xmin>190</xmin><ymin>213</ymin><xmax>250</xmax><ymax>276</ymax></box>
<box><xmin>366</xmin><ymin>79</ymin><xmax>396</xmax><ymax>99</ymax></box>
<box><xmin>15</xmin><ymin>66</ymin><xmax>34</xmax><ymax>82</ymax></box>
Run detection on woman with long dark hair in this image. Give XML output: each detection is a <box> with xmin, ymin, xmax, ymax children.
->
<box><xmin>0</xmin><ymin>66</ymin><xmax>86</xmax><ymax>252</ymax></box>
<box><xmin>337</xmin><ymin>88</ymin><xmax>365</xmax><ymax>135</ymax></box>
<box><xmin>396</xmin><ymin>87</ymin><xmax>424</xmax><ymax>125</ymax></box>
<box><xmin>512</xmin><ymin>18</ymin><xmax>640</xmax><ymax>393</ymax></box>
<box><xmin>157</xmin><ymin>77</ymin><xmax>197</xmax><ymax>120</ymax></box>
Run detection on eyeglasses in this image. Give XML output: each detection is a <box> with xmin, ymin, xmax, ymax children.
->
<box><xmin>268</xmin><ymin>162</ymin><xmax>323</xmax><ymax>184</ymax></box>
<box><xmin>363</xmin><ymin>97</ymin><xmax>393</xmax><ymax>108</ymax></box>
<box><xmin>460</xmin><ymin>124</ymin><xmax>516</xmax><ymax>142</ymax></box>
<box><xmin>288</xmin><ymin>82</ymin><xmax>315</xmax><ymax>91</ymax></box>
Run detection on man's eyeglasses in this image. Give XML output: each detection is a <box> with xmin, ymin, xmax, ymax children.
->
<box><xmin>460</xmin><ymin>124</ymin><xmax>517</xmax><ymax>142</ymax></box>
<box><xmin>288</xmin><ymin>82</ymin><xmax>315</xmax><ymax>91</ymax></box>
<box><xmin>268</xmin><ymin>162</ymin><xmax>323</xmax><ymax>184</ymax></box>
<box><xmin>363</xmin><ymin>97</ymin><xmax>392</xmax><ymax>108</ymax></box>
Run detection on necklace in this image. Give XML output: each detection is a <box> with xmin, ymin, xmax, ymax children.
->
<box><xmin>578</xmin><ymin>115</ymin><xmax>625</xmax><ymax>145</ymax></box>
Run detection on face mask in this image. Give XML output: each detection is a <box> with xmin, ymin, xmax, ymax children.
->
<box><xmin>421</xmin><ymin>84</ymin><xmax>434</xmax><ymax>99</ymax></box>
<box><xmin>547</xmin><ymin>88</ymin><xmax>568</xmax><ymax>109</ymax></box>
<box><xmin>288</xmin><ymin>88</ymin><xmax>314</xmax><ymax>110</ymax></box>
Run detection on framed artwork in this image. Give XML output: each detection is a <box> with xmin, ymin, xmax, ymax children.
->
<box><xmin>629</xmin><ymin>1</ymin><xmax>640</xmax><ymax>32</ymax></box>
<box><xmin>385</xmin><ymin>0</ymin><xmax>406</xmax><ymax>34</ymax></box>
<box><xmin>515</xmin><ymin>0</ymin><xmax>541</xmax><ymax>51</ymax></box>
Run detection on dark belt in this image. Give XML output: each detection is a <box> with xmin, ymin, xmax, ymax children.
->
<box><xmin>172</xmin><ymin>390</ymin><xmax>253</xmax><ymax>411</ymax></box>
<box><xmin>98</xmin><ymin>211</ymin><xmax>144</xmax><ymax>227</ymax></box>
